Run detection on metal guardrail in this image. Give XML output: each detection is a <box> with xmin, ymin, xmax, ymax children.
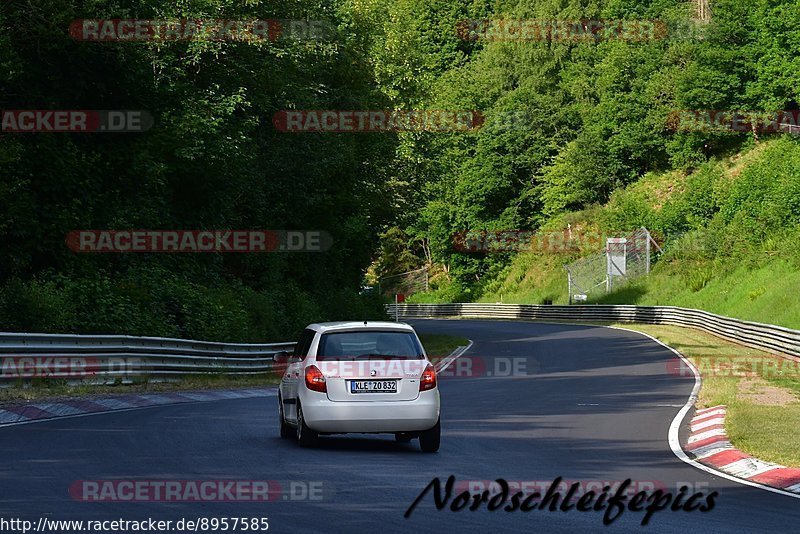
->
<box><xmin>388</xmin><ymin>303</ymin><xmax>800</xmax><ymax>359</ymax></box>
<box><xmin>9</xmin><ymin>302</ymin><xmax>799</xmax><ymax>383</ymax></box>
<box><xmin>0</xmin><ymin>332</ymin><xmax>296</xmax><ymax>383</ymax></box>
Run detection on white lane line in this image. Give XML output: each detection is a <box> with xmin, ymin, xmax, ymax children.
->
<box><xmin>608</xmin><ymin>324</ymin><xmax>800</xmax><ymax>501</ymax></box>
<box><xmin>410</xmin><ymin>319</ymin><xmax>800</xmax><ymax>500</ymax></box>
<box><xmin>435</xmin><ymin>340</ymin><xmax>474</xmax><ymax>373</ymax></box>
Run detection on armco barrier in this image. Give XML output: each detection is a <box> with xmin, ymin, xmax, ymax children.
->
<box><xmin>0</xmin><ymin>332</ymin><xmax>296</xmax><ymax>383</ymax></box>
<box><xmin>387</xmin><ymin>303</ymin><xmax>800</xmax><ymax>359</ymax></box>
<box><xmin>7</xmin><ymin>303</ymin><xmax>799</xmax><ymax>384</ymax></box>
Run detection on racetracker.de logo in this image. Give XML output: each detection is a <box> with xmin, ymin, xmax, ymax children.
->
<box><xmin>452</xmin><ymin>229</ymin><xmax>608</xmax><ymax>254</ymax></box>
<box><xmin>667</xmin><ymin>355</ymin><xmax>800</xmax><ymax>378</ymax></box>
<box><xmin>1</xmin><ymin>110</ymin><xmax>152</xmax><ymax>133</ymax></box>
<box><xmin>667</xmin><ymin>110</ymin><xmax>800</xmax><ymax>134</ymax></box>
<box><xmin>456</xmin><ymin>19</ymin><xmax>670</xmax><ymax>42</ymax></box>
<box><xmin>69</xmin><ymin>480</ymin><xmax>330</xmax><ymax>502</ymax></box>
<box><xmin>272</xmin><ymin>110</ymin><xmax>484</xmax><ymax>132</ymax></box>
<box><xmin>1</xmin><ymin>357</ymin><xmax>100</xmax><ymax>378</ymax></box>
<box><xmin>65</xmin><ymin>230</ymin><xmax>332</xmax><ymax>253</ymax></box>
<box><xmin>69</xmin><ymin>19</ymin><xmax>334</xmax><ymax>42</ymax></box>
<box><xmin>433</xmin><ymin>355</ymin><xmax>531</xmax><ymax>378</ymax></box>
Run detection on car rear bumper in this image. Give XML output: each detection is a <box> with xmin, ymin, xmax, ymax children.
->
<box><xmin>300</xmin><ymin>390</ymin><xmax>440</xmax><ymax>433</ymax></box>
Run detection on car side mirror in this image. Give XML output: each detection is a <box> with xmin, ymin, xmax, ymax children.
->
<box><xmin>288</xmin><ymin>354</ymin><xmax>302</xmax><ymax>364</ymax></box>
<box><xmin>274</xmin><ymin>351</ymin><xmax>290</xmax><ymax>364</ymax></box>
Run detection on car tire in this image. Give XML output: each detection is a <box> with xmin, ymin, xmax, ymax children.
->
<box><xmin>395</xmin><ymin>432</ymin><xmax>413</xmax><ymax>443</ymax></box>
<box><xmin>296</xmin><ymin>403</ymin><xmax>318</xmax><ymax>447</ymax></box>
<box><xmin>419</xmin><ymin>419</ymin><xmax>440</xmax><ymax>452</ymax></box>
<box><xmin>279</xmin><ymin>395</ymin><xmax>292</xmax><ymax>439</ymax></box>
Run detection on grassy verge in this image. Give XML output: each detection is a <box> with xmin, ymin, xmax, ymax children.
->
<box><xmin>613</xmin><ymin>323</ymin><xmax>800</xmax><ymax>467</ymax></box>
<box><xmin>0</xmin><ymin>373</ymin><xmax>280</xmax><ymax>406</ymax></box>
<box><xmin>418</xmin><ymin>334</ymin><xmax>470</xmax><ymax>359</ymax></box>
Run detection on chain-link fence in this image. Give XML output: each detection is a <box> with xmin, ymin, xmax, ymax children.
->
<box><xmin>565</xmin><ymin>227</ymin><xmax>661</xmax><ymax>304</ymax></box>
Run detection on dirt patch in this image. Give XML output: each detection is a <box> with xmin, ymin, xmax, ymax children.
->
<box><xmin>728</xmin><ymin>141</ymin><xmax>770</xmax><ymax>179</ymax></box>
<box><xmin>738</xmin><ymin>377</ymin><xmax>798</xmax><ymax>406</ymax></box>
<box><xmin>649</xmin><ymin>170</ymin><xmax>687</xmax><ymax>211</ymax></box>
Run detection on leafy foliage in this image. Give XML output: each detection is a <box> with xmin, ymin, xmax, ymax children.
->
<box><xmin>0</xmin><ymin>0</ymin><xmax>394</xmax><ymax>339</ymax></box>
<box><xmin>367</xmin><ymin>0</ymin><xmax>800</xmax><ymax>298</ymax></box>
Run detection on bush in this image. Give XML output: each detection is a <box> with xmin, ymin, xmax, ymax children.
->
<box><xmin>0</xmin><ymin>269</ymin><xmax>389</xmax><ymax>342</ymax></box>
<box><xmin>719</xmin><ymin>138</ymin><xmax>800</xmax><ymax>229</ymax></box>
<box><xmin>0</xmin><ymin>278</ymin><xmax>74</xmax><ymax>332</ymax></box>
<box><xmin>407</xmin><ymin>279</ymin><xmax>470</xmax><ymax>303</ymax></box>
<box><xmin>655</xmin><ymin>164</ymin><xmax>722</xmax><ymax>238</ymax></box>
<box><xmin>600</xmin><ymin>185</ymin><xmax>656</xmax><ymax>232</ymax></box>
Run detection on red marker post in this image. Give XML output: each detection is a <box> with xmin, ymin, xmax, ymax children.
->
<box><xmin>395</xmin><ymin>294</ymin><xmax>405</xmax><ymax>322</ymax></box>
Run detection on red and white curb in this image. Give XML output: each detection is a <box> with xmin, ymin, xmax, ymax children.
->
<box><xmin>606</xmin><ymin>324</ymin><xmax>800</xmax><ymax>500</ymax></box>
<box><xmin>0</xmin><ymin>388</ymin><xmax>276</xmax><ymax>428</ymax></box>
<box><xmin>686</xmin><ymin>405</ymin><xmax>800</xmax><ymax>493</ymax></box>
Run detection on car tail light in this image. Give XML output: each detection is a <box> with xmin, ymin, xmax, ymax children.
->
<box><xmin>305</xmin><ymin>365</ymin><xmax>327</xmax><ymax>393</ymax></box>
<box><xmin>419</xmin><ymin>363</ymin><xmax>437</xmax><ymax>392</ymax></box>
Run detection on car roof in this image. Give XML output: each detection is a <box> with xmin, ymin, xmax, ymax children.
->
<box><xmin>306</xmin><ymin>321</ymin><xmax>415</xmax><ymax>333</ymax></box>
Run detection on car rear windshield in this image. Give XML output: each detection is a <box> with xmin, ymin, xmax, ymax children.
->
<box><xmin>316</xmin><ymin>331</ymin><xmax>425</xmax><ymax>361</ymax></box>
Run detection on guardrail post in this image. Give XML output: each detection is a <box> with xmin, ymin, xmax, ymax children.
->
<box><xmin>567</xmin><ymin>268</ymin><xmax>572</xmax><ymax>305</ymax></box>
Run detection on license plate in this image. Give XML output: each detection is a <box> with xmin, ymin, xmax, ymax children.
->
<box><xmin>350</xmin><ymin>380</ymin><xmax>398</xmax><ymax>393</ymax></box>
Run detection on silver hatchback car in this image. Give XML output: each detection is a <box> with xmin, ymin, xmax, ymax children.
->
<box><xmin>277</xmin><ymin>321</ymin><xmax>441</xmax><ymax>452</ymax></box>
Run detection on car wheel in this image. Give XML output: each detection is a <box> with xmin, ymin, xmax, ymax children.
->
<box><xmin>419</xmin><ymin>419</ymin><xmax>440</xmax><ymax>452</ymax></box>
<box><xmin>296</xmin><ymin>403</ymin><xmax>318</xmax><ymax>447</ymax></box>
<box><xmin>279</xmin><ymin>395</ymin><xmax>292</xmax><ymax>439</ymax></box>
<box><xmin>395</xmin><ymin>432</ymin><xmax>413</xmax><ymax>443</ymax></box>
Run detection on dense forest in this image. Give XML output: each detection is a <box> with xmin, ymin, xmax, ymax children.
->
<box><xmin>369</xmin><ymin>0</ymin><xmax>800</xmax><ymax>298</ymax></box>
<box><xmin>0</xmin><ymin>0</ymin><xmax>397</xmax><ymax>340</ymax></box>
<box><xmin>2</xmin><ymin>0</ymin><xmax>800</xmax><ymax>339</ymax></box>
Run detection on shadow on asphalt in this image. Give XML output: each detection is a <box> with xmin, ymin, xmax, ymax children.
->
<box><xmin>269</xmin><ymin>435</ymin><xmax>423</xmax><ymax>453</ymax></box>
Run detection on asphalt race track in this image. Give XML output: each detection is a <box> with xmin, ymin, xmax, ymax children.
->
<box><xmin>1</xmin><ymin>319</ymin><xmax>798</xmax><ymax>533</ymax></box>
